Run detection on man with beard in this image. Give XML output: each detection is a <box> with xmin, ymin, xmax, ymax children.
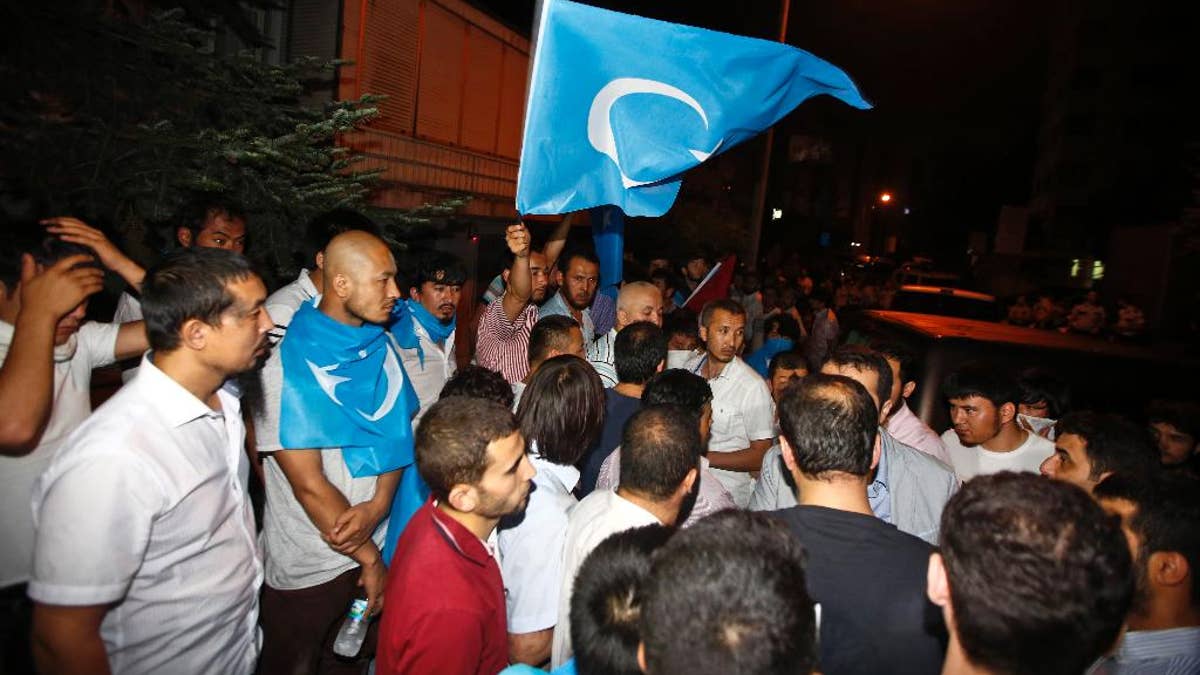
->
<box><xmin>398</xmin><ymin>251</ymin><xmax>465</xmax><ymax>421</ymax></box>
<box><xmin>378</xmin><ymin>396</ymin><xmax>536</xmax><ymax>674</ymax></box>
<box><xmin>30</xmin><ymin>248</ymin><xmax>270</xmax><ymax>674</ymax></box>
<box><xmin>254</xmin><ymin>231</ymin><xmax>412</xmax><ymax>674</ymax></box>
<box><xmin>1093</xmin><ymin>473</ymin><xmax>1200</xmax><ymax>674</ymax></box>
<box><xmin>477</xmin><ymin>224</ymin><xmax>552</xmax><ymax>384</ymax></box>
<box><xmin>679</xmin><ymin>299</ymin><xmax>774</xmax><ymax>507</ymax></box>
<box><xmin>540</xmin><ymin>248</ymin><xmax>600</xmax><ymax>343</ymax></box>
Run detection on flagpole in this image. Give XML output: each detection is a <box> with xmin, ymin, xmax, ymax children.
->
<box><xmin>747</xmin><ymin>0</ymin><xmax>792</xmax><ymax>272</ymax></box>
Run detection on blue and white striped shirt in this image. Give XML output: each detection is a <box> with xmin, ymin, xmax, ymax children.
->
<box><xmin>1091</xmin><ymin>627</ymin><xmax>1200</xmax><ymax>675</ymax></box>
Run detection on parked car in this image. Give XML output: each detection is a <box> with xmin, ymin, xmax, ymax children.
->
<box><xmin>844</xmin><ymin>310</ymin><xmax>1200</xmax><ymax>433</ymax></box>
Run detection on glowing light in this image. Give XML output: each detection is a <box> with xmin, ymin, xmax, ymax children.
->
<box><xmin>771</xmin><ymin>208</ymin><xmax>783</xmax><ymax>220</ymax></box>
<box><xmin>879</xmin><ymin>192</ymin><xmax>893</xmax><ymax>204</ymax></box>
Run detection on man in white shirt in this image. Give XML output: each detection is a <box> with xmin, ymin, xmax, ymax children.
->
<box><xmin>940</xmin><ymin>363</ymin><xmax>1055</xmax><ymax>481</ymax></box>
<box><xmin>253</xmin><ymin>232</ymin><xmax>402</xmax><ymax>674</ymax></box>
<box><xmin>29</xmin><ymin>247</ymin><xmax>271</xmax><ymax>674</ymax></box>
<box><xmin>397</xmin><ymin>252</ymin><xmax>463</xmax><ymax>421</ymax></box>
<box><xmin>0</xmin><ymin>222</ymin><xmax>149</xmax><ymax>590</ymax></box>
<box><xmin>679</xmin><ymin>299</ymin><xmax>774</xmax><ymax>507</ymax></box>
<box><xmin>552</xmin><ymin>405</ymin><xmax>700</xmax><ymax>667</ymax></box>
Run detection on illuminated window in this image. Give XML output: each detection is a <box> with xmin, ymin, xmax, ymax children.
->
<box><xmin>1070</xmin><ymin>259</ymin><xmax>1081</xmax><ymax>277</ymax></box>
<box><xmin>1091</xmin><ymin>260</ymin><xmax>1105</xmax><ymax>280</ymax></box>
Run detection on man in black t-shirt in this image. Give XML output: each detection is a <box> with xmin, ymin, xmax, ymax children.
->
<box><xmin>772</xmin><ymin>373</ymin><xmax>946</xmax><ymax>675</ymax></box>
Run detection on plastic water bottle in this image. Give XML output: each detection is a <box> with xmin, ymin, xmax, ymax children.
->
<box><xmin>333</xmin><ymin>598</ymin><xmax>370</xmax><ymax>657</ymax></box>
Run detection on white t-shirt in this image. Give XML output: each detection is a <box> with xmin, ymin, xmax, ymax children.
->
<box><xmin>399</xmin><ymin>316</ymin><xmax>456</xmax><ymax>424</ymax></box>
<box><xmin>252</xmin><ymin>346</ymin><xmax>386</xmax><ymax>590</ymax></box>
<box><xmin>941</xmin><ymin>427</ymin><xmax>1055</xmax><ymax>481</ymax></box>
<box><xmin>0</xmin><ymin>320</ymin><xmax>118</xmax><ymax>587</ymax></box>
<box><xmin>497</xmin><ymin>453</ymin><xmax>578</xmax><ymax>634</ymax></box>
<box><xmin>551</xmin><ymin>490</ymin><xmax>659</xmax><ymax>667</ymax></box>
<box><xmin>264</xmin><ymin>269</ymin><xmax>318</xmax><ymax>337</ymax></box>
<box><xmin>30</xmin><ymin>355</ymin><xmax>261</xmax><ymax>674</ymax></box>
<box><xmin>680</xmin><ymin>353</ymin><xmax>775</xmax><ymax>507</ymax></box>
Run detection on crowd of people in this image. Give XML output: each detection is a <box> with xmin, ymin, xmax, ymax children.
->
<box><xmin>0</xmin><ymin>199</ymin><xmax>1197</xmax><ymax>675</ymax></box>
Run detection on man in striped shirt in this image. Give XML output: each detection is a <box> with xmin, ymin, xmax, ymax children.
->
<box><xmin>476</xmin><ymin>224</ymin><xmax>550</xmax><ymax>384</ymax></box>
<box><xmin>588</xmin><ymin>281</ymin><xmax>663</xmax><ymax>388</ymax></box>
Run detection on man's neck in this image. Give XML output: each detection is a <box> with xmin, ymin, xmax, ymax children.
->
<box><xmin>308</xmin><ymin>268</ymin><xmax>324</xmax><ymax>296</ymax></box>
<box><xmin>317</xmin><ymin>295</ymin><xmax>364</xmax><ymax>327</ymax></box>
<box><xmin>792</xmin><ymin>472</ymin><xmax>874</xmax><ymax>517</ymax></box>
<box><xmin>702</xmin><ymin>354</ymin><xmax>730</xmax><ymax>379</ymax></box>
<box><xmin>1127</xmin><ymin>598</ymin><xmax>1200</xmax><ymax>632</ymax></box>
<box><xmin>981</xmin><ymin>424</ymin><xmax>1028</xmax><ymax>453</ymax></box>
<box><xmin>560</xmin><ymin>291</ymin><xmax>585</xmax><ymax>322</ymax></box>
<box><xmin>153</xmin><ymin>350</ymin><xmax>226</xmax><ymax>410</ymax></box>
<box><xmin>617</xmin><ymin>487</ymin><xmax>678</xmax><ymax>526</ymax></box>
<box><xmin>613</xmin><ymin>382</ymin><xmax>644</xmax><ymax>399</ymax></box>
<box><xmin>941</xmin><ymin>634</ymin><xmax>992</xmax><ymax>675</ymax></box>
<box><xmin>437</xmin><ymin>501</ymin><xmax>500</xmax><ymax>543</ymax></box>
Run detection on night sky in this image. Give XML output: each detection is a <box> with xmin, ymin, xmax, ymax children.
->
<box><xmin>472</xmin><ymin>0</ymin><xmax>1056</xmax><ymax>245</ymax></box>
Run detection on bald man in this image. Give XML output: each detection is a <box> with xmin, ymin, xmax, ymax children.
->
<box><xmin>588</xmin><ymin>281</ymin><xmax>663</xmax><ymax>387</ymax></box>
<box><xmin>252</xmin><ymin>230</ymin><xmax>407</xmax><ymax>674</ymax></box>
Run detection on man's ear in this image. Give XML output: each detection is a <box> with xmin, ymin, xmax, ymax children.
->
<box><xmin>999</xmin><ymin>401</ymin><xmax>1017</xmax><ymax>425</ymax></box>
<box><xmin>179</xmin><ymin>318</ymin><xmax>209</xmax><ymax>351</ymax></box>
<box><xmin>927</xmin><ymin>552</ymin><xmax>950</xmax><ymax>609</ymax></box>
<box><xmin>655</xmin><ymin>359</ymin><xmax>665</xmax><ymax>374</ymax></box>
<box><xmin>637</xmin><ymin>641</ymin><xmax>649</xmax><ymax>674</ymax></box>
<box><xmin>553</xmin><ymin>268</ymin><xmax>564</xmax><ymax>286</ymax></box>
<box><xmin>409</xmin><ymin>287</ymin><xmax>421</xmax><ymax>302</ymax></box>
<box><xmin>1149</xmin><ymin>550</ymin><xmax>1191</xmax><ymax>589</ymax></box>
<box><xmin>447</xmin><ymin>483</ymin><xmax>478</xmax><ymax>514</ymax></box>
<box><xmin>902</xmin><ymin>381</ymin><xmax>916</xmax><ymax>399</ymax></box>
<box><xmin>780</xmin><ymin>436</ymin><xmax>799</xmax><ymax>474</ymax></box>
<box><xmin>879</xmin><ymin>398</ymin><xmax>894</xmax><ymax>425</ymax></box>
<box><xmin>330</xmin><ymin>272</ymin><xmax>351</xmax><ymax>300</ymax></box>
<box><xmin>501</xmin><ymin>269</ymin><xmax>510</xmax><ymax>287</ymax></box>
<box><xmin>616</xmin><ymin>308</ymin><xmax>630</xmax><ymax>328</ymax></box>
<box><xmin>177</xmin><ymin>227</ymin><xmax>193</xmax><ymax>248</ymax></box>
<box><xmin>699</xmin><ymin>324</ymin><xmax>709</xmax><ymax>344</ymax></box>
<box><xmin>870</xmin><ymin>434</ymin><xmax>881</xmax><ymax>472</ymax></box>
<box><xmin>314</xmin><ymin>251</ymin><xmax>325</xmax><ymax>271</ymax></box>
<box><xmin>680</xmin><ymin>467</ymin><xmax>699</xmax><ymax>496</ymax></box>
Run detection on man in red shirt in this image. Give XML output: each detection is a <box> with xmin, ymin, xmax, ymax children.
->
<box><xmin>378</xmin><ymin>395</ymin><xmax>536</xmax><ymax>674</ymax></box>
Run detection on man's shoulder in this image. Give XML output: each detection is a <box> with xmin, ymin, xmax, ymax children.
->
<box><xmin>887</xmin><ymin>436</ymin><xmax>956</xmax><ymax>480</ymax></box>
<box><xmin>777</xmin><ymin>505</ymin><xmax>932</xmax><ymax>552</ymax></box>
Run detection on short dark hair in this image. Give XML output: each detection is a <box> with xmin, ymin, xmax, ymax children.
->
<box><xmin>140</xmin><ymin>248</ymin><xmax>256</xmax><ymax>353</ymax></box>
<box><xmin>940</xmin><ymin>473</ymin><xmax>1133</xmax><ymax>675</ymax></box>
<box><xmin>619</xmin><ymin>405</ymin><xmax>702</xmax><ymax>500</ymax></box>
<box><xmin>439</xmin><ymin>365</ymin><xmax>514</xmax><ymax>408</ymax></box>
<box><xmin>1094</xmin><ymin>472</ymin><xmax>1200</xmax><ymax>608</ymax></box>
<box><xmin>1055</xmin><ymin>411</ymin><xmax>1159</xmax><ymax>481</ymax></box>
<box><xmin>571</xmin><ymin>525</ymin><xmax>673</xmax><ymax>675</ymax></box>
<box><xmin>410</xmin><ymin>250</ymin><xmax>466</xmax><ymax>289</ymax></box>
<box><xmin>663</xmin><ymin>309</ymin><xmax>699</xmax><ymax>340</ymax></box>
<box><xmin>303</xmin><ymin>208</ymin><xmax>381</xmax><ymax>260</ymax></box>
<box><xmin>699</xmin><ymin>298</ymin><xmax>745</xmax><ymax>328</ymax></box>
<box><xmin>942</xmin><ymin>362</ymin><xmax>1019</xmax><ymax>410</ymax></box>
<box><xmin>0</xmin><ymin>222</ymin><xmax>96</xmax><ymax>292</ymax></box>
<box><xmin>179</xmin><ymin>193</ymin><xmax>246</xmax><ymax>237</ymax></box>
<box><xmin>528</xmin><ymin>314</ymin><xmax>580</xmax><ymax>367</ymax></box>
<box><xmin>557</xmin><ymin>246</ymin><xmax>601</xmax><ymax>274</ymax></box>
<box><xmin>823</xmin><ymin>345</ymin><xmax>893</xmax><ymax>409</ymax></box>
<box><xmin>641</xmin><ymin>510</ymin><xmax>817</xmax><ymax>675</ymax></box>
<box><xmin>642</xmin><ymin>369</ymin><xmax>713</xmax><ymax>421</ymax></box>
<box><xmin>1146</xmin><ymin>399</ymin><xmax>1200</xmax><ymax>441</ymax></box>
<box><xmin>516</xmin><ymin>355</ymin><xmax>605</xmax><ymax>466</ymax></box>
<box><xmin>763</xmin><ymin>313</ymin><xmax>802</xmax><ymax>343</ymax></box>
<box><xmin>870</xmin><ymin>339</ymin><xmax>920</xmax><ymax>387</ymax></box>
<box><xmin>767</xmin><ymin>351</ymin><xmax>808</xmax><ymax>380</ymax></box>
<box><xmin>1017</xmin><ymin>367</ymin><xmax>1071</xmax><ymax>419</ymax></box>
<box><xmin>416</xmin><ymin>396</ymin><xmax>518</xmax><ymax>502</ymax></box>
<box><xmin>614</xmin><ymin>322</ymin><xmax>667</xmax><ymax>385</ymax></box>
<box><xmin>778</xmin><ymin>373</ymin><xmax>879</xmax><ymax>479</ymax></box>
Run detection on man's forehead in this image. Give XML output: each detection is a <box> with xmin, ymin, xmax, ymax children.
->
<box><xmin>707</xmin><ymin>309</ymin><xmax>744</xmax><ymax>326</ymax></box>
<box><xmin>949</xmin><ymin>394</ymin><xmax>992</xmax><ymax>407</ymax></box>
<box><xmin>201</xmin><ymin>213</ymin><xmax>246</xmax><ymax>234</ymax></box>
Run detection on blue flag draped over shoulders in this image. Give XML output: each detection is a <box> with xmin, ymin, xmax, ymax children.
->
<box><xmin>516</xmin><ymin>0</ymin><xmax>872</xmax><ymax>217</ymax></box>
<box><xmin>280</xmin><ymin>300</ymin><xmax>419</xmax><ymax>477</ymax></box>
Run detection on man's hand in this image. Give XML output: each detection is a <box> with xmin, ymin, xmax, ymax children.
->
<box><xmin>357</xmin><ymin>554</ymin><xmax>388</xmax><ymax>617</ymax></box>
<box><xmin>18</xmin><ymin>254</ymin><xmax>104</xmax><ymax>323</ymax></box>
<box><xmin>505</xmin><ymin>223</ymin><xmax>531</xmax><ymax>259</ymax></box>
<box><xmin>324</xmin><ymin>501</ymin><xmax>384</xmax><ymax>556</ymax></box>
<box><xmin>43</xmin><ymin>217</ymin><xmax>145</xmax><ymax>291</ymax></box>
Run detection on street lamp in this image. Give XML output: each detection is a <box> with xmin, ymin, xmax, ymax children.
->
<box><xmin>879</xmin><ymin>192</ymin><xmax>893</xmax><ymax>204</ymax></box>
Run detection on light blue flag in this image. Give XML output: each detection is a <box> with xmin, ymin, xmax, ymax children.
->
<box><xmin>516</xmin><ymin>0</ymin><xmax>871</xmax><ymax>217</ymax></box>
<box><xmin>280</xmin><ymin>300</ymin><xmax>419</xmax><ymax>478</ymax></box>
